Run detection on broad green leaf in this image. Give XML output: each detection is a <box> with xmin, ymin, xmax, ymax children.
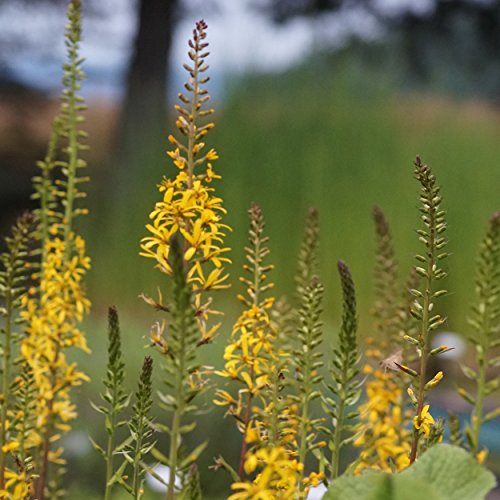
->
<box><xmin>324</xmin><ymin>445</ymin><xmax>496</xmax><ymax>500</ymax></box>
<box><xmin>400</xmin><ymin>444</ymin><xmax>496</xmax><ymax>500</ymax></box>
<box><xmin>178</xmin><ymin>441</ymin><xmax>208</xmax><ymax>470</ymax></box>
<box><xmin>324</xmin><ymin>472</ymin><xmax>438</xmax><ymax>500</ymax></box>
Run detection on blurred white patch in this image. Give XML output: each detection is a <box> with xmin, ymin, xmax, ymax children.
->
<box><xmin>432</xmin><ymin>332</ymin><xmax>466</xmax><ymax>360</ymax></box>
<box><xmin>307</xmin><ymin>482</ymin><xmax>328</xmax><ymax>499</ymax></box>
<box><xmin>145</xmin><ymin>464</ymin><xmax>180</xmax><ymax>493</ymax></box>
<box><xmin>62</xmin><ymin>431</ymin><xmax>91</xmax><ymax>458</ymax></box>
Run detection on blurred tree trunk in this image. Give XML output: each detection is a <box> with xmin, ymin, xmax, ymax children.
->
<box><xmin>98</xmin><ymin>0</ymin><xmax>180</xmax><ymax>293</ymax></box>
<box><xmin>114</xmin><ymin>0</ymin><xmax>179</xmax><ymax>197</ymax></box>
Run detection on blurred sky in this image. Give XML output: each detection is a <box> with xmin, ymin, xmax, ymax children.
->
<box><xmin>0</xmin><ymin>0</ymin><xmax>434</xmax><ymax>97</ymax></box>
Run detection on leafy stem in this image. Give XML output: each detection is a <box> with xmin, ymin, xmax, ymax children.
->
<box><xmin>408</xmin><ymin>156</ymin><xmax>447</xmax><ymax>464</ymax></box>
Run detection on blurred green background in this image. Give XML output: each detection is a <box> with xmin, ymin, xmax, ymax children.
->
<box><xmin>1</xmin><ymin>0</ymin><xmax>500</xmax><ymax>498</ymax></box>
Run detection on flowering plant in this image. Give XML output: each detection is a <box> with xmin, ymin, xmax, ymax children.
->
<box><xmin>0</xmin><ymin>2</ymin><xmax>498</xmax><ymax>499</ymax></box>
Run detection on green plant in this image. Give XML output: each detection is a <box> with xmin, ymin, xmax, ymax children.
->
<box><xmin>0</xmin><ymin>4</ymin><xmax>499</xmax><ymax>499</ymax></box>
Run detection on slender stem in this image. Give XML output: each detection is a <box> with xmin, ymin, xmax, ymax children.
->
<box><xmin>268</xmin><ymin>367</ymin><xmax>281</xmax><ymax>448</ymax></box>
<box><xmin>186</xmin><ymin>39</ymin><xmax>200</xmax><ymax>188</ymax></box>
<box><xmin>238</xmin><ymin>390</ymin><xmax>253</xmax><ymax>479</ymax></box>
<box><xmin>409</xmin><ymin>208</ymin><xmax>436</xmax><ymax>465</ymax></box>
<box><xmin>237</xmin><ymin>212</ymin><xmax>261</xmax><ymax>479</ymax></box>
<box><xmin>166</xmin><ymin>315</ymin><xmax>186</xmax><ymax>500</ymax></box>
<box><xmin>471</xmin><ymin>347</ymin><xmax>487</xmax><ymax>455</ymax></box>
<box><xmin>331</xmin><ymin>370</ymin><xmax>347</xmax><ymax>480</ymax></box>
<box><xmin>0</xmin><ymin>259</ymin><xmax>14</xmax><ymax>490</ymax></box>
<box><xmin>470</xmin><ymin>258</ymin><xmax>494</xmax><ymax>456</ymax></box>
<box><xmin>298</xmin><ymin>336</ymin><xmax>312</xmax><ymax>485</ymax></box>
<box><xmin>132</xmin><ymin>415</ymin><xmax>145</xmax><ymax>498</ymax></box>
<box><xmin>35</xmin><ymin>397</ymin><xmax>55</xmax><ymax>500</ymax></box>
<box><xmin>63</xmin><ymin>47</ymin><xmax>80</xmax><ymax>253</ymax></box>
<box><xmin>104</xmin><ymin>411</ymin><xmax>117</xmax><ymax>500</ymax></box>
<box><xmin>35</xmin><ymin>345</ymin><xmax>61</xmax><ymax>500</ymax></box>
<box><xmin>39</xmin><ymin>124</ymin><xmax>60</xmax><ymax>274</ymax></box>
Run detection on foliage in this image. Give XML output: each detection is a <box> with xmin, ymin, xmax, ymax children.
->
<box><xmin>325</xmin><ymin>445</ymin><xmax>496</xmax><ymax>500</ymax></box>
<box><xmin>406</xmin><ymin>156</ymin><xmax>449</xmax><ymax>464</ymax></box>
<box><xmin>459</xmin><ymin>211</ymin><xmax>500</xmax><ymax>461</ymax></box>
<box><xmin>90</xmin><ymin>306</ymin><xmax>130</xmax><ymax>499</ymax></box>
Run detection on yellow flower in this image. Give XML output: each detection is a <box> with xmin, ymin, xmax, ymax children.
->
<box><xmin>1</xmin><ymin>441</ymin><xmax>19</xmax><ymax>453</ymax></box>
<box><xmin>140</xmin><ymin>61</ymin><xmax>231</xmax><ymax>335</ymax></box>
<box><xmin>355</xmin><ymin>366</ymin><xmax>411</xmax><ymax>473</ymax></box>
<box><xmin>476</xmin><ymin>449</ymin><xmax>488</xmax><ymax>464</ymax></box>
<box><xmin>413</xmin><ymin>404</ymin><xmax>435</xmax><ymax>436</ymax></box>
<box><xmin>303</xmin><ymin>471</ymin><xmax>325</xmax><ymax>487</ymax></box>
<box><xmin>20</xmin><ymin>229</ymin><xmax>91</xmax><ymax>440</ymax></box>
<box><xmin>230</xmin><ymin>447</ymin><xmax>302</xmax><ymax>499</ymax></box>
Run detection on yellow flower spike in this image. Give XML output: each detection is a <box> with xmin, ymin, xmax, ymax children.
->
<box><xmin>355</xmin><ymin>367</ymin><xmax>411</xmax><ymax>473</ymax></box>
<box><xmin>141</xmin><ymin>24</ymin><xmax>230</xmax><ymax>348</ymax></box>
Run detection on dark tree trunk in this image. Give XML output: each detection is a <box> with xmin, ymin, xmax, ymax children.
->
<box><xmin>114</xmin><ymin>0</ymin><xmax>179</xmax><ymax>197</ymax></box>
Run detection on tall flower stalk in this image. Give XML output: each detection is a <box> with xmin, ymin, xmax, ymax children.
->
<box><xmin>140</xmin><ymin>19</ymin><xmax>230</xmax><ymax>342</ymax></box>
<box><xmin>407</xmin><ymin>156</ymin><xmax>448</xmax><ymax>464</ymax></box>
<box><xmin>140</xmin><ymin>20</ymin><xmax>229</xmax><ymax>500</ymax></box>
<box><xmin>0</xmin><ymin>213</ymin><xmax>33</xmax><ymax>495</ymax></box>
<box><xmin>325</xmin><ymin>261</ymin><xmax>360</xmax><ymax>480</ymax></box>
<box><xmin>354</xmin><ymin>207</ymin><xmax>411</xmax><ymax>473</ymax></box>
<box><xmin>214</xmin><ymin>203</ymin><xmax>276</xmax><ymax>479</ymax></box>
<box><xmin>460</xmin><ymin>211</ymin><xmax>500</xmax><ymax>461</ymax></box>
<box><xmin>128</xmin><ymin>356</ymin><xmax>154</xmax><ymax>499</ymax></box>
<box><xmin>371</xmin><ymin>206</ymin><xmax>400</xmax><ymax>346</ymax></box>
<box><xmin>290</xmin><ymin>208</ymin><xmax>327</xmax><ymax>489</ymax></box>
<box><xmin>90</xmin><ymin>307</ymin><xmax>130</xmax><ymax>500</ymax></box>
<box><xmin>19</xmin><ymin>2</ymin><xmax>91</xmax><ymax>497</ymax></box>
<box><xmin>295</xmin><ymin>276</ymin><xmax>324</xmax><ymax>481</ymax></box>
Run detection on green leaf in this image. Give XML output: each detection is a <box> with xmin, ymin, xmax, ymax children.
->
<box><xmin>178</xmin><ymin>441</ymin><xmax>208</xmax><ymax>470</ymax></box>
<box><xmin>151</xmin><ymin>447</ymin><xmax>170</xmax><ymax>466</ymax></box>
<box><xmin>324</xmin><ymin>472</ymin><xmax>438</xmax><ymax>500</ymax></box>
<box><xmin>325</xmin><ymin>445</ymin><xmax>496</xmax><ymax>500</ymax></box>
<box><xmin>88</xmin><ymin>436</ymin><xmax>105</xmax><ymax>457</ymax></box>
<box><xmin>401</xmin><ymin>444</ymin><xmax>496</xmax><ymax>500</ymax></box>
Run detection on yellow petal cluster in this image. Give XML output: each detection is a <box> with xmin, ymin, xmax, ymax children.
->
<box><xmin>20</xmin><ymin>230</ymin><xmax>90</xmax><ymax>436</ymax></box>
<box><xmin>354</xmin><ymin>367</ymin><xmax>410</xmax><ymax>473</ymax></box>
<box><xmin>413</xmin><ymin>404</ymin><xmax>435</xmax><ymax>437</ymax></box>
<box><xmin>140</xmin><ymin>171</ymin><xmax>230</xmax><ymax>291</ymax></box>
<box><xmin>229</xmin><ymin>447</ymin><xmax>303</xmax><ymax>500</ymax></box>
<box><xmin>214</xmin><ymin>298</ymin><xmax>276</xmax><ymax>416</ymax></box>
<box><xmin>0</xmin><ymin>468</ymin><xmax>30</xmax><ymax>499</ymax></box>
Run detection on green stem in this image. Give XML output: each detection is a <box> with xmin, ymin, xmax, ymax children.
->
<box><xmin>237</xmin><ymin>209</ymin><xmax>262</xmax><ymax>479</ymax></box>
<box><xmin>0</xmin><ymin>259</ymin><xmax>14</xmax><ymax>490</ymax></box>
<box><xmin>298</xmin><ymin>341</ymin><xmax>312</xmax><ymax>487</ymax></box>
<box><xmin>132</xmin><ymin>415</ymin><xmax>145</xmax><ymax>499</ymax></box>
<box><xmin>35</xmin><ymin>396</ymin><xmax>55</xmax><ymax>500</ymax></box>
<box><xmin>409</xmin><ymin>220</ymin><xmax>435</xmax><ymax>465</ymax></box>
<box><xmin>471</xmin><ymin>349</ymin><xmax>486</xmax><ymax>455</ymax></box>
<box><xmin>63</xmin><ymin>54</ymin><xmax>80</xmax><ymax>253</ymax></box>
<box><xmin>166</xmin><ymin>318</ymin><xmax>186</xmax><ymax>500</ymax></box>
<box><xmin>238</xmin><ymin>390</ymin><xmax>253</xmax><ymax>480</ymax></box>
<box><xmin>268</xmin><ymin>367</ymin><xmax>281</xmax><ymax>448</ymax></box>
<box><xmin>104</xmin><ymin>411</ymin><xmax>117</xmax><ymax>500</ymax></box>
<box><xmin>331</xmin><ymin>371</ymin><xmax>347</xmax><ymax>480</ymax></box>
<box><xmin>186</xmin><ymin>39</ymin><xmax>200</xmax><ymax>189</ymax></box>
<box><xmin>39</xmin><ymin>124</ymin><xmax>60</xmax><ymax>273</ymax></box>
